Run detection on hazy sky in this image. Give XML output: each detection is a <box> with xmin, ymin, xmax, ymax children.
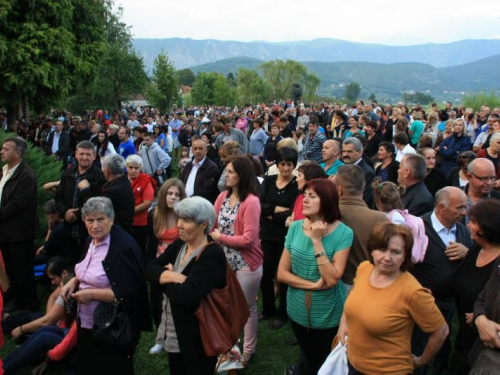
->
<box><xmin>118</xmin><ymin>0</ymin><xmax>500</xmax><ymax>45</ymax></box>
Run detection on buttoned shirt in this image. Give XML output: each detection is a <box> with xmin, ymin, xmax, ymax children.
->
<box><xmin>0</xmin><ymin>163</ymin><xmax>21</xmax><ymax>206</ymax></box>
<box><xmin>185</xmin><ymin>157</ymin><xmax>205</xmax><ymax>197</ymax></box>
<box><xmin>431</xmin><ymin>211</ymin><xmax>456</xmax><ymax>246</ymax></box>
<box><xmin>75</xmin><ymin>234</ymin><xmax>112</xmax><ymax>329</ymax></box>
<box><xmin>51</xmin><ymin>131</ymin><xmax>61</xmax><ymax>155</ymax></box>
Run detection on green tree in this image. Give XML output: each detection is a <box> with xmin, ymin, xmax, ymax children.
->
<box><xmin>344</xmin><ymin>82</ymin><xmax>361</xmax><ymax>103</ymax></box>
<box><xmin>213</xmin><ymin>74</ymin><xmax>236</xmax><ymax>106</ymax></box>
<box><xmin>369</xmin><ymin>93</ymin><xmax>377</xmax><ymax>101</ymax></box>
<box><xmin>261</xmin><ymin>60</ymin><xmax>320</xmax><ymax>101</ymax></box>
<box><xmin>226</xmin><ymin>72</ymin><xmax>236</xmax><ymax>88</ymax></box>
<box><xmin>463</xmin><ymin>91</ymin><xmax>500</xmax><ymax>112</ymax></box>
<box><xmin>236</xmin><ymin>68</ymin><xmax>272</xmax><ymax>105</ymax></box>
<box><xmin>402</xmin><ymin>92</ymin><xmax>435</xmax><ymax>105</ymax></box>
<box><xmin>145</xmin><ymin>51</ymin><xmax>179</xmax><ymax>112</ymax></box>
<box><xmin>0</xmin><ymin>0</ymin><xmax>109</xmax><ymax>128</ymax></box>
<box><xmin>177</xmin><ymin>68</ymin><xmax>196</xmax><ymax>86</ymax></box>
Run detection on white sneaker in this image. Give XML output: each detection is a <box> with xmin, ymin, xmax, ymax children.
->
<box><xmin>149</xmin><ymin>343</ymin><xmax>163</xmax><ymax>354</ymax></box>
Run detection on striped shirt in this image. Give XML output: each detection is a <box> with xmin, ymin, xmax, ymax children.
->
<box><xmin>285</xmin><ymin>220</ymin><xmax>353</xmax><ymax>328</ymax></box>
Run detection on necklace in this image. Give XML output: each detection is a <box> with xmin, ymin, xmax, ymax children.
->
<box><xmin>476</xmin><ymin>248</ymin><xmax>500</xmax><ymax>267</ymax></box>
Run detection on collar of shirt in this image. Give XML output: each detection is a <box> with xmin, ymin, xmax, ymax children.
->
<box><xmin>2</xmin><ymin>162</ymin><xmax>21</xmax><ymax>178</ymax></box>
<box><xmin>193</xmin><ymin>156</ymin><xmax>206</xmax><ymax>168</ymax></box>
<box><xmin>354</xmin><ymin>158</ymin><xmax>362</xmax><ymax>166</ymax></box>
<box><xmin>91</xmin><ymin>234</ymin><xmax>111</xmax><ymax>250</ymax></box>
<box><xmin>431</xmin><ymin>211</ymin><xmax>456</xmax><ymax>237</ymax></box>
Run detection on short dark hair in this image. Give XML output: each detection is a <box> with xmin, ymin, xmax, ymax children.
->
<box><xmin>76</xmin><ymin>140</ymin><xmax>95</xmax><ymax>152</ymax></box>
<box><xmin>43</xmin><ymin>199</ymin><xmax>59</xmax><ymax>215</ymax></box>
<box><xmin>298</xmin><ymin>162</ymin><xmax>326</xmax><ymax>182</ymax></box>
<box><xmin>276</xmin><ymin>147</ymin><xmax>298</xmax><ymax>167</ymax></box>
<box><xmin>367</xmin><ymin>222</ymin><xmax>413</xmax><ymax>272</ymax></box>
<box><xmin>253</xmin><ymin>118</ymin><xmax>264</xmax><ymax>128</ymax></box>
<box><xmin>468</xmin><ymin>199</ymin><xmax>500</xmax><ymax>245</ymax></box>
<box><xmin>279</xmin><ymin>116</ymin><xmax>288</xmax><ymax>123</ymax></box>
<box><xmin>336</xmin><ymin>164</ymin><xmax>365</xmax><ymax>195</ymax></box>
<box><xmin>365</xmin><ymin>121</ymin><xmax>377</xmax><ymax>129</ymax></box>
<box><xmin>3</xmin><ymin>136</ymin><xmax>27</xmax><ymax>158</ymax></box>
<box><xmin>120</xmin><ymin>126</ymin><xmax>131</xmax><ymax>136</ymax></box>
<box><xmin>394</xmin><ymin>132</ymin><xmax>409</xmax><ymax>145</ymax></box>
<box><xmin>379</xmin><ymin>141</ymin><xmax>395</xmax><ymax>156</ymax></box>
<box><xmin>303</xmin><ymin>179</ymin><xmax>341</xmax><ymax>223</ymax></box>
<box><xmin>403</xmin><ymin>154</ymin><xmax>426</xmax><ymax>181</ymax></box>
<box><xmin>47</xmin><ymin>256</ymin><xmax>73</xmax><ymax>277</ymax></box>
<box><xmin>227</xmin><ymin>156</ymin><xmax>259</xmax><ymax>201</ymax></box>
<box><xmin>219</xmin><ymin>116</ymin><xmax>231</xmax><ymax>125</ymax></box>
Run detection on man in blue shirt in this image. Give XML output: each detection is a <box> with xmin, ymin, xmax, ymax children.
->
<box><xmin>117</xmin><ymin>126</ymin><xmax>136</xmax><ymax>160</ymax></box>
<box><xmin>169</xmin><ymin>113</ymin><xmax>183</xmax><ymax>159</ymax></box>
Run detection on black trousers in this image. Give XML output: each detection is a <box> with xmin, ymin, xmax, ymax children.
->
<box><xmin>0</xmin><ymin>239</ymin><xmax>37</xmax><ymax>310</ymax></box>
<box><xmin>168</xmin><ymin>352</ymin><xmax>217</xmax><ymax>375</ymax></box>
<box><xmin>260</xmin><ymin>240</ymin><xmax>288</xmax><ymax>321</ymax></box>
<box><xmin>77</xmin><ymin>326</ymin><xmax>138</xmax><ymax>375</ymax></box>
<box><xmin>290</xmin><ymin>320</ymin><xmax>338</xmax><ymax>375</ymax></box>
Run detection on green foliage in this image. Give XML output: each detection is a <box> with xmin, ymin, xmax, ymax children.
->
<box><xmin>261</xmin><ymin>59</ymin><xmax>320</xmax><ymax>101</ymax></box>
<box><xmin>0</xmin><ymin>132</ymin><xmax>63</xmax><ymax>245</ymax></box>
<box><xmin>402</xmin><ymin>92</ymin><xmax>435</xmax><ymax>105</ymax></box>
<box><xmin>226</xmin><ymin>72</ymin><xmax>236</xmax><ymax>88</ymax></box>
<box><xmin>176</xmin><ymin>68</ymin><xmax>196</xmax><ymax>86</ymax></box>
<box><xmin>0</xmin><ymin>0</ymin><xmax>108</xmax><ymax>115</ymax></box>
<box><xmin>344</xmin><ymin>82</ymin><xmax>361</xmax><ymax>103</ymax></box>
<box><xmin>191</xmin><ymin>72</ymin><xmax>235</xmax><ymax>106</ymax></box>
<box><xmin>463</xmin><ymin>91</ymin><xmax>500</xmax><ymax>112</ymax></box>
<box><xmin>62</xmin><ymin>2</ymin><xmax>147</xmax><ymax>112</ymax></box>
<box><xmin>145</xmin><ymin>51</ymin><xmax>179</xmax><ymax>112</ymax></box>
<box><xmin>236</xmin><ymin>68</ymin><xmax>272</xmax><ymax>105</ymax></box>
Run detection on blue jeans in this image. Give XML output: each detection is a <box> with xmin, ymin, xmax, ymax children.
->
<box><xmin>3</xmin><ymin>326</ymin><xmax>65</xmax><ymax>373</ymax></box>
<box><xmin>2</xmin><ymin>311</ymin><xmax>42</xmax><ymax>336</ymax></box>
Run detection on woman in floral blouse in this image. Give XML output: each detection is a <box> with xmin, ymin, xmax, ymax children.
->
<box><xmin>212</xmin><ymin>156</ymin><xmax>263</xmax><ymax>365</ymax></box>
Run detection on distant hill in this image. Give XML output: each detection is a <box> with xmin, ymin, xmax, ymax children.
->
<box><xmin>189</xmin><ymin>55</ymin><xmax>500</xmax><ymax>101</ymax></box>
<box><xmin>132</xmin><ymin>37</ymin><xmax>500</xmax><ymax>72</ymax></box>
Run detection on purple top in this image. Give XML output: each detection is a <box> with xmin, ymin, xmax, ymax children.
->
<box><xmin>75</xmin><ymin>235</ymin><xmax>112</xmax><ymax>329</ymax></box>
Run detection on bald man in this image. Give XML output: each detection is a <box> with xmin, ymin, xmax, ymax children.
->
<box><xmin>410</xmin><ymin>187</ymin><xmax>473</xmax><ymax>374</ymax></box>
<box><xmin>319</xmin><ymin>139</ymin><xmax>344</xmax><ymax>176</ymax></box>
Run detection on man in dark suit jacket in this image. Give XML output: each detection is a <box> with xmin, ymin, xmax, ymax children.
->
<box><xmin>181</xmin><ymin>139</ymin><xmax>219</xmax><ymax>203</ymax></box>
<box><xmin>342</xmin><ymin>137</ymin><xmax>375</xmax><ymax>208</ymax></box>
<box><xmin>46</xmin><ymin>120</ymin><xmax>70</xmax><ymax>162</ymax></box>
<box><xmin>101</xmin><ymin>154</ymin><xmax>135</xmax><ymax>234</ymax></box>
<box><xmin>399</xmin><ymin>154</ymin><xmax>434</xmax><ymax>216</ymax></box>
<box><xmin>0</xmin><ymin>137</ymin><xmax>38</xmax><ymax>310</ymax></box>
<box><xmin>410</xmin><ymin>187</ymin><xmax>472</xmax><ymax>374</ymax></box>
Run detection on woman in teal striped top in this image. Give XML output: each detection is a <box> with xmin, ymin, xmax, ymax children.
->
<box><xmin>278</xmin><ymin>178</ymin><xmax>352</xmax><ymax>375</ymax></box>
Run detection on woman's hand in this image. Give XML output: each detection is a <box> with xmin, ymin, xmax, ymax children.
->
<box><xmin>159</xmin><ymin>269</ymin><xmax>187</xmax><ymax>284</ymax></box>
<box><xmin>312</xmin><ymin>278</ymin><xmax>329</xmax><ymax>291</ymax></box>
<box><xmin>210</xmin><ymin>228</ymin><xmax>221</xmax><ymax>241</ymax></box>
<box><xmin>60</xmin><ymin>277</ymin><xmax>78</xmax><ymax>302</ymax></box>
<box><xmin>71</xmin><ymin>289</ymin><xmax>95</xmax><ymax>304</ymax></box>
<box><xmin>11</xmin><ymin>326</ymin><xmax>22</xmax><ymax>339</ymax></box>
<box><xmin>338</xmin><ymin>313</ymin><xmax>348</xmax><ymax>345</ymax></box>
<box><xmin>412</xmin><ymin>355</ymin><xmax>424</xmax><ymax>368</ymax></box>
<box><xmin>476</xmin><ymin>315</ymin><xmax>500</xmax><ymax>348</ymax></box>
<box><xmin>310</xmin><ymin>221</ymin><xmax>328</xmax><ymax>242</ymax></box>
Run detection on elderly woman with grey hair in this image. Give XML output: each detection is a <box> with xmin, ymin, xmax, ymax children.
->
<box><xmin>61</xmin><ymin>197</ymin><xmax>152</xmax><ymax>375</ymax></box>
<box><xmin>145</xmin><ymin>196</ymin><xmax>227</xmax><ymax>375</ymax></box>
<box><xmin>101</xmin><ymin>153</ymin><xmax>135</xmax><ymax>234</ymax></box>
<box><xmin>126</xmin><ymin>154</ymin><xmax>156</xmax><ymax>253</ymax></box>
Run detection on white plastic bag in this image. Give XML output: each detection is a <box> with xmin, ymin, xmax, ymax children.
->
<box><xmin>318</xmin><ymin>341</ymin><xmax>348</xmax><ymax>375</ymax></box>
<box><xmin>215</xmin><ymin>342</ymin><xmax>245</xmax><ymax>375</ymax></box>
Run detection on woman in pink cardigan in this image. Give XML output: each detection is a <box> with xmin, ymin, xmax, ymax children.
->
<box><xmin>211</xmin><ymin>155</ymin><xmax>263</xmax><ymax>366</ymax></box>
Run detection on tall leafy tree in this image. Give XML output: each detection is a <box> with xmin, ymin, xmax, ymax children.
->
<box><xmin>145</xmin><ymin>51</ymin><xmax>178</xmax><ymax>112</ymax></box>
<box><xmin>344</xmin><ymin>82</ymin><xmax>361</xmax><ymax>103</ymax></box>
<box><xmin>261</xmin><ymin>59</ymin><xmax>320</xmax><ymax>101</ymax></box>
<box><xmin>236</xmin><ymin>68</ymin><xmax>272</xmax><ymax>105</ymax></box>
<box><xmin>191</xmin><ymin>72</ymin><xmax>235</xmax><ymax>106</ymax></box>
<box><xmin>176</xmin><ymin>69</ymin><xmax>196</xmax><ymax>86</ymax></box>
<box><xmin>0</xmin><ymin>0</ymin><xmax>108</xmax><ymax>128</ymax></box>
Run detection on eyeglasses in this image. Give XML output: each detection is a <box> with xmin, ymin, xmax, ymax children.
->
<box><xmin>470</xmin><ymin>173</ymin><xmax>496</xmax><ymax>182</ymax></box>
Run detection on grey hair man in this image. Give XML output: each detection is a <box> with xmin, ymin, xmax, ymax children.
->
<box><xmin>342</xmin><ymin>137</ymin><xmax>375</xmax><ymax>208</ymax></box>
<box><xmin>101</xmin><ymin>154</ymin><xmax>135</xmax><ymax>234</ymax></box>
<box><xmin>398</xmin><ymin>154</ymin><xmax>433</xmax><ymax>216</ymax></box>
<box><xmin>335</xmin><ymin>164</ymin><xmax>389</xmax><ymax>294</ymax></box>
<box><xmin>0</xmin><ymin>137</ymin><xmax>38</xmax><ymax>309</ymax></box>
<box><xmin>410</xmin><ymin>186</ymin><xmax>472</xmax><ymax>373</ymax></box>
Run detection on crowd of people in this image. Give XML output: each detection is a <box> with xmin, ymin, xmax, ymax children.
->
<box><xmin>1</xmin><ymin>99</ymin><xmax>500</xmax><ymax>375</ymax></box>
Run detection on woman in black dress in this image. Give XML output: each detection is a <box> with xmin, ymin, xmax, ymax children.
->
<box><xmin>420</xmin><ymin>147</ymin><xmax>448</xmax><ymax>198</ymax></box>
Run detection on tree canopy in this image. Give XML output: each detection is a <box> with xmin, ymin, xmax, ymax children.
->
<box><xmin>145</xmin><ymin>51</ymin><xmax>179</xmax><ymax>112</ymax></box>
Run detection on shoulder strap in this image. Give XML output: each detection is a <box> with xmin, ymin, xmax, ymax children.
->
<box><xmin>145</xmin><ymin>148</ymin><xmax>154</xmax><ymax>175</ymax></box>
<box><xmin>195</xmin><ymin>242</ymin><xmax>216</xmax><ymax>261</ymax></box>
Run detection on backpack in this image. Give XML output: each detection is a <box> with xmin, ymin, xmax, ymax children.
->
<box><xmin>387</xmin><ymin>209</ymin><xmax>429</xmax><ymax>263</ymax></box>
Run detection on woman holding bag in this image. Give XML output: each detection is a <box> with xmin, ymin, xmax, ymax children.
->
<box><xmin>145</xmin><ymin>197</ymin><xmax>227</xmax><ymax>375</ymax></box>
<box><xmin>211</xmin><ymin>155</ymin><xmax>263</xmax><ymax>365</ymax></box>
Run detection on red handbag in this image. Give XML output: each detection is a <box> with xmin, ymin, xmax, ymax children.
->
<box><xmin>194</xmin><ymin>243</ymin><xmax>250</xmax><ymax>356</ymax></box>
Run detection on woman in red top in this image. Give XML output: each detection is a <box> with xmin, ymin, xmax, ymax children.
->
<box><xmin>146</xmin><ymin>178</ymin><xmax>186</xmax><ymax>354</ymax></box>
<box><xmin>126</xmin><ymin>155</ymin><xmax>156</xmax><ymax>255</ymax></box>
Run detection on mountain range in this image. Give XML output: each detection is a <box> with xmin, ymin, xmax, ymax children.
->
<box><xmin>132</xmin><ymin>37</ymin><xmax>500</xmax><ymax>71</ymax></box>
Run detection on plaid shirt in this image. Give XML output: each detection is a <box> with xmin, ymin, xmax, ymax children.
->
<box><xmin>303</xmin><ymin>132</ymin><xmax>326</xmax><ymax>163</ymax></box>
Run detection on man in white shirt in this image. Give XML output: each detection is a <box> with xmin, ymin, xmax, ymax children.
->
<box><xmin>394</xmin><ymin>132</ymin><xmax>416</xmax><ymax>162</ymax></box>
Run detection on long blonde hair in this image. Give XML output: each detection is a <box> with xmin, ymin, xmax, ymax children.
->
<box><xmin>153</xmin><ymin>178</ymin><xmax>187</xmax><ymax>236</ymax></box>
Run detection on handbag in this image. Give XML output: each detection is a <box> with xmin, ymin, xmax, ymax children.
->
<box><xmin>194</xmin><ymin>243</ymin><xmax>250</xmax><ymax>357</ymax></box>
<box><xmin>145</xmin><ymin>147</ymin><xmax>166</xmax><ymax>188</ymax></box>
<box><xmin>318</xmin><ymin>341</ymin><xmax>349</xmax><ymax>375</ymax></box>
<box><xmin>468</xmin><ymin>348</ymin><xmax>500</xmax><ymax>375</ymax></box>
<box><xmin>92</xmin><ymin>301</ymin><xmax>133</xmax><ymax>346</ymax></box>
